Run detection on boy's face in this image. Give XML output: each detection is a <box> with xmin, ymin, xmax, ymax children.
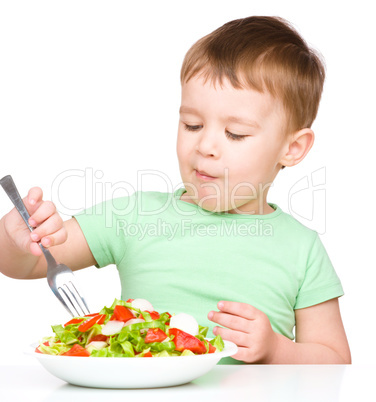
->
<box><xmin>177</xmin><ymin>75</ymin><xmax>290</xmax><ymax>214</ymax></box>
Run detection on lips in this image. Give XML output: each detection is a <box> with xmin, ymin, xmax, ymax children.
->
<box><xmin>195</xmin><ymin>169</ymin><xmax>217</xmax><ymax>180</ymax></box>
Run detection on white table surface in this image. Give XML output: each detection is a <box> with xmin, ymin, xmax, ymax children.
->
<box><xmin>1</xmin><ymin>362</ymin><xmax>375</xmax><ymax>402</ymax></box>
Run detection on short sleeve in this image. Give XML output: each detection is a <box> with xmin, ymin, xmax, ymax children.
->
<box><xmin>294</xmin><ymin>234</ymin><xmax>344</xmax><ymax>309</ymax></box>
<box><xmin>73</xmin><ymin>195</ymin><xmax>136</xmax><ymax>268</ymax></box>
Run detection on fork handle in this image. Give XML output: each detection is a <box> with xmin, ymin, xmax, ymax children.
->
<box><xmin>0</xmin><ymin>175</ymin><xmax>57</xmax><ymax>266</ymax></box>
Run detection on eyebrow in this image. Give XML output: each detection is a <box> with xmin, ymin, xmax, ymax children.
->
<box><xmin>227</xmin><ymin>116</ymin><xmax>260</xmax><ymax>129</ymax></box>
<box><xmin>179</xmin><ymin>106</ymin><xmax>260</xmax><ymax>129</ymax></box>
<box><xmin>179</xmin><ymin>106</ymin><xmax>200</xmax><ymax>115</ymax></box>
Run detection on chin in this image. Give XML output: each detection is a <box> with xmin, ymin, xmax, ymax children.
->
<box><xmin>195</xmin><ymin>196</ymin><xmax>229</xmax><ymax>213</ymax></box>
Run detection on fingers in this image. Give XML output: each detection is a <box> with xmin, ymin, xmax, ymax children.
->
<box><xmin>208</xmin><ymin>301</ymin><xmax>276</xmax><ymax>364</ymax></box>
<box><xmin>24</xmin><ymin>188</ymin><xmax>67</xmax><ymax>249</ymax></box>
<box><xmin>208</xmin><ymin>310</ymin><xmax>250</xmax><ymax>333</ymax></box>
<box><xmin>32</xmin><ymin>222</ymin><xmax>67</xmax><ymax>248</ymax></box>
<box><xmin>226</xmin><ymin>346</ymin><xmax>251</xmax><ymax>362</ymax></box>
<box><xmin>28</xmin><ymin>200</ymin><xmax>56</xmax><ymax>228</ymax></box>
<box><xmin>29</xmin><ymin>241</ymin><xmax>43</xmax><ymax>256</ymax></box>
<box><xmin>207</xmin><ymin>301</ymin><xmax>264</xmax><ymax>345</ymax></box>
<box><xmin>25</xmin><ymin>187</ymin><xmax>44</xmax><ymax>214</ymax></box>
<box><xmin>28</xmin><ymin>226</ymin><xmax>67</xmax><ymax>256</ymax></box>
<box><xmin>212</xmin><ymin>325</ymin><xmax>250</xmax><ymax>348</ymax></box>
<box><xmin>217</xmin><ymin>301</ymin><xmax>262</xmax><ymax>319</ymax></box>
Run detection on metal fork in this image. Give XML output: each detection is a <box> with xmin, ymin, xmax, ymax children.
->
<box><xmin>0</xmin><ymin>175</ymin><xmax>90</xmax><ymax>317</ymax></box>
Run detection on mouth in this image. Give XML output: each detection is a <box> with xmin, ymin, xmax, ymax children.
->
<box><xmin>195</xmin><ymin>169</ymin><xmax>217</xmax><ymax>180</ymax></box>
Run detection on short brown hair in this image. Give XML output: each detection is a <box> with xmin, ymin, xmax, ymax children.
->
<box><xmin>180</xmin><ymin>16</ymin><xmax>325</xmax><ymax>135</ymax></box>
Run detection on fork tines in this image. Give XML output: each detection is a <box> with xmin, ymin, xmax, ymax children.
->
<box><xmin>56</xmin><ymin>282</ymin><xmax>90</xmax><ymax>317</ymax></box>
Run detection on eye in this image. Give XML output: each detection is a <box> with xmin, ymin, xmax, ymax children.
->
<box><xmin>225</xmin><ymin>130</ymin><xmax>248</xmax><ymax>141</ymax></box>
<box><xmin>184</xmin><ymin>124</ymin><xmax>203</xmax><ymax>132</ymax></box>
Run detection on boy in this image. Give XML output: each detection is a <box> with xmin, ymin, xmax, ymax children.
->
<box><xmin>0</xmin><ymin>16</ymin><xmax>351</xmax><ymax>364</ymax></box>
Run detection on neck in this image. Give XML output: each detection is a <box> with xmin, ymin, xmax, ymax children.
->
<box><xmin>180</xmin><ymin>191</ymin><xmax>275</xmax><ymax>215</ymax></box>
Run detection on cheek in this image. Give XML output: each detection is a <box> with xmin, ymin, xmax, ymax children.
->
<box><xmin>176</xmin><ymin>137</ymin><xmax>192</xmax><ymax>173</ymax></box>
<box><xmin>176</xmin><ymin>133</ymin><xmax>186</xmax><ymax>159</ymax></box>
<box><xmin>225</xmin><ymin>151</ymin><xmax>269</xmax><ymax>192</ymax></box>
<box><xmin>177</xmin><ymin>145</ymin><xmax>187</xmax><ymax>166</ymax></box>
<box><xmin>230</xmin><ymin>141</ymin><xmax>279</xmax><ymax>177</ymax></box>
<box><xmin>225</xmin><ymin>152</ymin><xmax>255</xmax><ymax>180</ymax></box>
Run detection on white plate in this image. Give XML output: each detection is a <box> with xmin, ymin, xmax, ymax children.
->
<box><xmin>25</xmin><ymin>340</ymin><xmax>238</xmax><ymax>388</ymax></box>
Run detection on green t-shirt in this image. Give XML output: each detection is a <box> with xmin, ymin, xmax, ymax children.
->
<box><xmin>74</xmin><ymin>189</ymin><xmax>343</xmax><ymax>364</ymax></box>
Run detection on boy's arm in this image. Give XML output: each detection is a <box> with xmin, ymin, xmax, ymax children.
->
<box><xmin>271</xmin><ymin>298</ymin><xmax>351</xmax><ymax>364</ymax></box>
<box><xmin>208</xmin><ymin>298</ymin><xmax>351</xmax><ymax>364</ymax></box>
<box><xmin>0</xmin><ymin>187</ymin><xmax>96</xmax><ymax>279</ymax></box>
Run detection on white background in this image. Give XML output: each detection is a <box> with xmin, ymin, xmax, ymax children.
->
<box><xmin>0</xmin><ymin>0</ymin><xmax>374</xmax><ymax>366</ymax></box>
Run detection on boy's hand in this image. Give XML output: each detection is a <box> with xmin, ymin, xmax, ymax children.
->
<box><xmin>208</xmin><ymin>301</ymin><xmax>278</xmax><ymax>363</ymax></box>
<box><xmin>3</xmin><ymin>186</ymin><xmax>67</xmax><ymax>256</ymax></box>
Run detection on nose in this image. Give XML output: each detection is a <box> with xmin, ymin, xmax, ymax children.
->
<box><xmin>196</xmin><ymin>128</ymin><xmax>219</xmax><ymax>158</ymax></box>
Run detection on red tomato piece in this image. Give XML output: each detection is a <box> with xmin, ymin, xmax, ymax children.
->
<box><xmin>165</xmin><ymin>312</ymin><xmax>172</xmax><ymax>325</ymax></box>
<box><xmin>143</xmin><ymin>352</ymin><xmax>153</xmax><ymax>357</ymax></box>
<box><xmin>97</xmin><ymin>314</ymin><xmax>106</xmax><ymax>325</ymax></box>
<box><xmin>85</xmin><ymin>313</ymin><xmax>100</xmax><ymax>317</ymax></box>
<box><xmin>126</xmin><ymin>298</ymin><xmax>134</xmax><ymax>303</ymax></box>
<box><xmin>144</xmin><ymin>328</ymin><xmax>167</xmax><ymax>343</ymax></box>
<box><xmin>78</xmin><ymin>314</ymin><xmax>106</xmax><ymax>332</ymax></box>
<box><xmin>61</xmin><ymin>344</ymin><xmax>90</xmax><ymax>357</ymax></box>
<box><xmin>110</xmin><ymin>305</ymin><xmax>134</xmax><ymax>323</ymax></box>
<box><xmin>89</xmin><ymin>334</ymin><xmax>108</xmax><ymax>342</ymax></box>
<box><xmin>64</xmin><ymin>318</ymin><xmax>85</xmax><ymax>327</ymax></box>
<box><xmin>169</xmin><ymin>328</ymin><xmax>207</xmax><ymax>354</ymax></box>
<box><xmin>146</xmin><ymin>311</ymin><xmax>160</xmax><ymax>320</ymax></box>
<box><xmin>208</xmin><ymin>343</ymin><xmax>216</xmax><ymax>353</ymax></box>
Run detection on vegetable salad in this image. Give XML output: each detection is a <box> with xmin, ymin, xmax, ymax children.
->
<box><xmin>36</xmin><ymin>298</ymin><xmax>224</xmax><ymax>357</ymax></box>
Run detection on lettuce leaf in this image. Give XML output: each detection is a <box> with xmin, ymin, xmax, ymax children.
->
<box><xmin>38</xmin><ymin>342</ymin><xmax>71</xmax><ymax>355</ymax></box>
<box><xmin>90</xmin><ymin>347</ymin><xmax>125</xmax><ymax>357</ymax></box>
<box><xmin>199</xmin><ymin>326</ymin><xmax>208</xmax><ymax>337</ymax></box>
<box><xmin>181</xmin><ymin>349</ymin><xmax>195</xmax><ymax>356</ymax></box>
<box><xmin>148</xmin><ymin>341</ymin><xmax>176</xmax><ymax>352</ymax></box>
<box><xmin>109</xmin><ymin>340</ymin><xmax>135</xmax><ymax>357</ymax></box>
<box><xmin>51</xmin><ymin>325</ymin><xmax>78</xmax><ymax>345</ymax></box>
<box><xmin>210</xmin><ymin>335</ymin><xmax>224</xmax><ymax>352</ymax></box>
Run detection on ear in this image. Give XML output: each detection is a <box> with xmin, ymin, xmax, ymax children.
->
<box><xmin>280</xmin><ymin>128</ymin><xmax>315</xmax><ymax>168</ymax></box>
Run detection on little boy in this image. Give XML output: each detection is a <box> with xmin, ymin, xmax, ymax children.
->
<box><xmin>0</xmin><ymin>16</ymin><xmax>351</xmax><ymax>364</ymax></box>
